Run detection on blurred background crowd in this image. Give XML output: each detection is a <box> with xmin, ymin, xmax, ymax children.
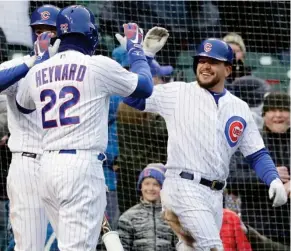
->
<box><xmin>0</xmin><ymin>1</ymin><xmax>290</xmax><ymax>251</ymax></box>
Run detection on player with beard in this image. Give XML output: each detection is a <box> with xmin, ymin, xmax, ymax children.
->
<box><xmin>122</xmin><ymin>38</ymin><xmax>287</xmax><ymax>250</ymax></box>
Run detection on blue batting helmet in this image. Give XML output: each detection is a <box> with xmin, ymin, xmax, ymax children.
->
<box><xmin>193</xmin><ymin>38</ymin><xmax>234</xmax><ymax>73</ymax></box>
<box><xmin>30</xmin><ymin>5</ymin><xmax>60</xmax><ymax>43</ymax></box>
<box><xmin>30</xmin><ymin>5</ymin><xmax>60</xmax><ymax>27</ymax></box>
<box><xmin>56</xmin><ymin>5</ymin><xmax>99</xmax><ymax>52</ymax></box>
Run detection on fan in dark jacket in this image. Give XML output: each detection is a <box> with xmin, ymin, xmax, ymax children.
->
<box><xmin>117</xmin><ymin>163</ymin><xmax>176</xmax><ymax>251</ymax></box>
<box><xmin>227</xmin><ymin>92</ymin><xmax>290</xmax><ymax>246</ymax></box>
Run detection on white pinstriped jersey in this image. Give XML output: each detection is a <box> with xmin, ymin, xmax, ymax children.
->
<box><xmin>145</xmin><ymin>81</ymin><xmax>265</xmax><ymax>180</ymax></box>
<box><xmin>16</xmin><ymin>50</ymin><xmax>138</xmax><ymax>152</ymax></box>
<box><xmin>0</xmin><ymin>56</ymin><xmax>43</xmax><ymax>154</ymax></box>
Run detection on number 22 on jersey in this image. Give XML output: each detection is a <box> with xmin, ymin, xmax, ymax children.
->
<box><xmin>40</xmin><ymin>86</ymin><xmax>80</xmax><ymax>129</ymax></box>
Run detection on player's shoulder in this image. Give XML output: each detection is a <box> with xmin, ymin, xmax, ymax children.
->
<box><xmin>90</xmin><ymin>54</ymin><xmax>119</xmax><ymax>66</ymax></box>
<box><xmin>0</xmin><ymin>55</ymin><xmax>30</xmax><ymax>70</ymax></box>
<box><xmin>27</xmin><ymin>59</ymin><xmax>44</xmax><ymax>75</ymax></box>
<box><xmin>185</xmin><ymin>80</ymin><xmax>206</xmax><ymax>90</ymax></box>
<box><xmin>88</xmin><ymin>55</ymin><xmax>123</xmax><ymax>73</ymax></box>
<box><xmin>155</xmin><ymin>81</ymin><xmax>186</xmax><ymax>91</ymax></box>
<box><xmin>227</xmin><ymin>91</ymin><xmax>250</xmax><ymax>108</ymax></box>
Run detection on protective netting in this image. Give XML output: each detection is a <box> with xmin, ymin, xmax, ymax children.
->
<box><xmin>0</xmin><ymin>1</ymin><xmax>289</xmax><ymax>250</ymax></box>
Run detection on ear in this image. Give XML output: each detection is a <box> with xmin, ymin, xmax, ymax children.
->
<box><xmin>225</xmin><ymin>64</ymin><xmax>232</xmax><ymax>77</ymax></box>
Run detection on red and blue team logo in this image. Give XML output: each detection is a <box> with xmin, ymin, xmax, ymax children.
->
<box><xmin>224</xmin><ymin>116</ymin><xmax>247</xmax><ymax>147</ymax></box>
<box><xmin>60</xmin><ymin>23</ymin><xmax>68</xmax><ymax>33</ymax></box>
<box><xmin>204</xmin><ymin>42</ymin><xmax>212</xmax><ymax>52</ymax></box>
<box><xmin>144</xmin><ymin>168</ymin><xmax>151</xmax><ymax>177</ymax></box>
<box><xmin>41</xmin><ymin>11</ymin><xmax>50</xmax><ymax>20</ymax></box>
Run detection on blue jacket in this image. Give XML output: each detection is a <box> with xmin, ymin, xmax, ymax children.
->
<box><xmin>103</xmin><ymin>96</ymin><xmax>122</xmax><ymax>190</ymax></box>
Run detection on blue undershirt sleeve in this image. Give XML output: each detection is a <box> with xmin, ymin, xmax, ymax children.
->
<box><xmin>245</xmin><ymin>148</ymin><xmax>280</xmax><ymax>186</ymax></box>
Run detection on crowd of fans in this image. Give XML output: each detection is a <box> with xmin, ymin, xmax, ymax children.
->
<box><xmin>0</xmin><ymin>1</ymin><xmax>290</xmax><ymax>251</ymax></box>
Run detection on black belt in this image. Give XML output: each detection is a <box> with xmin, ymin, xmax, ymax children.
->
<box><xmin>22</xmin><ymin>152</ymin><xmax>37</xmax><ymax>159</ymax></box>
<box><xmin>179</xmin><ymin>171</ymin><xmax>225</xmax><ymax>191</ymax></box>
<box><xmin>59</xmin><ymin>149</ymin><xmax>106</xmax><ymax>161</ymax></box>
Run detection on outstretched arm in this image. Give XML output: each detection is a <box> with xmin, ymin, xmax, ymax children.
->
<box><xmin>0</xmin><ymin>63</ymin><xmax>31</xmax><ymax>92</ymax></box>
<box><xmin>116</xmin><ymin>26</ymin><xmax>169</xmax><ymax>101</ymax></box>
<box><xmin>240</xmin><ymin>108</ymin><xmax>287</xmax><ymax>207</ymax></box>
<box><xmin>116</xmin><ymin>23</ymin><xmax>154</xmax><ymax>99</ymax></box>
<box><xmin>0</xmin><ymin>31</ymin><xmax>60</xmax><ymax>94</ymax></box>
<box><xmin>120</xmin><ymin>26</ymin><xmax>170</xmax><ymax>110</ymax></box>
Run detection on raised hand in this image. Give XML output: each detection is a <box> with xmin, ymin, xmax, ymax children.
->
<box><xmin>34</xmin><ymin>32</ymin><xmax>60</xmax><ymax>65</ymax></box>
<box><xmin>115</xmin><ymin>23</ymin><xmax>143</xmax><ymax>52</ymax></box>
<box><xmin>143</xmin><ymin>26</ymin><xmax>169</xmax><ymax>58</ymax></box>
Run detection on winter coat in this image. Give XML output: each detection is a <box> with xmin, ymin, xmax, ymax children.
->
<box><xmin>117</xmin><ymin>200</ymin><xmax>176</xmax><ymax>251</ymax></box>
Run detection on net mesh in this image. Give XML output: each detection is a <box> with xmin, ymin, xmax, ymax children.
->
<box><xmin>0</xmin><ymin>1</ymin><xmax>290</xmax><ymax>250</ymax></box>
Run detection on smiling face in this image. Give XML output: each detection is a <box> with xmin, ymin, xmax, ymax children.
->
<box><xmin>228</xmin><ymin>43</ymin><xmax>244</xmax><ymax>61</ymax></box>
<box><xmin>264</xmin><ymin>109</ymin><xmax>290</xmax><ymax>133</ymax></box>
<box><xmin>196</xmin><ymin>57</ymin><xmax>232</xmax><ymax>91</ymax></box>
<box><xmin>141</xmin><ymin>177</ymin><xmax>161</xmax><ymax>203</ymax></box>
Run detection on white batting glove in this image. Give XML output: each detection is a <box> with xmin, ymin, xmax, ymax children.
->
<box><xmin>115</xmin><ymin>32</ymin><xmax>125</xmax><ymax>50</ymax></box>
<box><xmin>48</xmin><ymin>38</ymin><xmax>61</xmax><ymax>58</ymax></box>
<box><xmin>143</xmin><ymin>27</ymin><xmax>169</xmax><ymax>58</ymax></box>
<box><xmin>269</xmin><ymin>178</ymin><xmax>288</xmax><ymax>207</ymax></box>
<box><xmin>24</xmin><ymin>55</ymin><xmax>37</xmax><ymax>68</ymax></box>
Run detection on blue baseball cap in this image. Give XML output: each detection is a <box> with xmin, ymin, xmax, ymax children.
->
<box><xmin>112</xmin><ymin>46</ymin><xmax>129</xmax><ymax>67</ymax></box>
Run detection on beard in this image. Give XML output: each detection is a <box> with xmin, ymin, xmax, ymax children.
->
<box><xmin>197</xmin><ymin>74</ymin><xmax>220</xmax><ymax>90</ymax></box>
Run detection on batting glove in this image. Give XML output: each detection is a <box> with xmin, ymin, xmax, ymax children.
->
<box><xmin>24</xmin><ymin>55</ymin><xmax>37</xmax><ymax>69</ymax></box>
<box><xmin>143</xmin><ymin>27</ymin><xmax>169</xmax><ymax>58</ymax></box>
<box><xmin>34</xmin><ymin>32</ymin><xmax>61</xmax><ymax>65</ymax></box>
<box><xmin>269</xmin><ymin>178</ymin><xmax>288</xmax><ymax>207</ymax></box>
<box><xmin>115</xmin><ymin>23</ymin><xmax>143</xmax><ymax>52</ymax></box>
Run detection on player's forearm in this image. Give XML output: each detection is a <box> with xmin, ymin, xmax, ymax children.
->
<box><xmin>123</xmin><ymin>96</ymin><xmax>146</xmax><ymax>111</ymax></box>
<box><xmin>246</xmin><ymin>148</ymin><xmax>280</xmax><ymax>186</ymax></box>
<box><xmin>0</xmin><ymin>64</ymin><xmax>29</xmax><ymax>92</ymax></box>
<box><xmin>128</xmin><ymin>48</ymin><xmax>153</xmax><ymax>98</ymax></box>
<box><xmin>123</xmin><ymin>56</ymin><xmax>152</xmax><ymax>109</ymax></box>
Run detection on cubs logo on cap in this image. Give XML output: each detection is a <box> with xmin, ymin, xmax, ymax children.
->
<box><xmin>204</xmin><ymin>42</ymin><xmax>212</xmax><ymax>52</ymax></box>
<box><xmin>225</xmin><ymin>116</ymin><xmax>246</xmax><ymax>147</ymax></box>
<box><xmin>41</xmin><ymin>11</ymin><xmax>50</xmax><ymax>20</ymax></box>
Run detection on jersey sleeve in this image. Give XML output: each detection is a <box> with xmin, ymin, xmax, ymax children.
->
<box><xmin>0</xmin><ymin>61</ymin><xmax>18</xmax><ymax>96</ymax></box>
<box><xmin>91</xmin><ymin>55</ymin><xmax>138</xmax><ymax>97</ymax></box>
<box><xmin>239</xmin><ymin>105</ymin><xmax>265</xmax><ymax>157</ymax></box>
<box><xmin>0</xmin><ymin>56</ymin><xmax>29</xmax><ymax>96</ymax></box>
<box><xmin>15</xmin><ymin>74</ymin><xmax>36</xmax><ymax>112</ymax></box>
<box><xmin>144</xmin><ymin>82</ymin><xmax>181</xmax><ymax>117</ymax></box>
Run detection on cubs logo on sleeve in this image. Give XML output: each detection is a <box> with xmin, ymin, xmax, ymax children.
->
<box><xmin>224</xmin><ymin>116</ymin><xmax>247</xmax><ymax>147</ymax></box>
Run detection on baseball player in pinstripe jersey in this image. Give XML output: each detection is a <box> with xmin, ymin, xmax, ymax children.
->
<box><xmin>123</xmin><ymin>38</ymin><xmax>288</xmax><ymax>250</ymax></box>
<box><xmin>15</xmin><ymin>5</ymin><xmax>155</xmax><ymax>251</ymax></box>
<box><xmin>0</xmin><ymin>5</ymin><xmax>60</xmax><ymax>251</ymax></box>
